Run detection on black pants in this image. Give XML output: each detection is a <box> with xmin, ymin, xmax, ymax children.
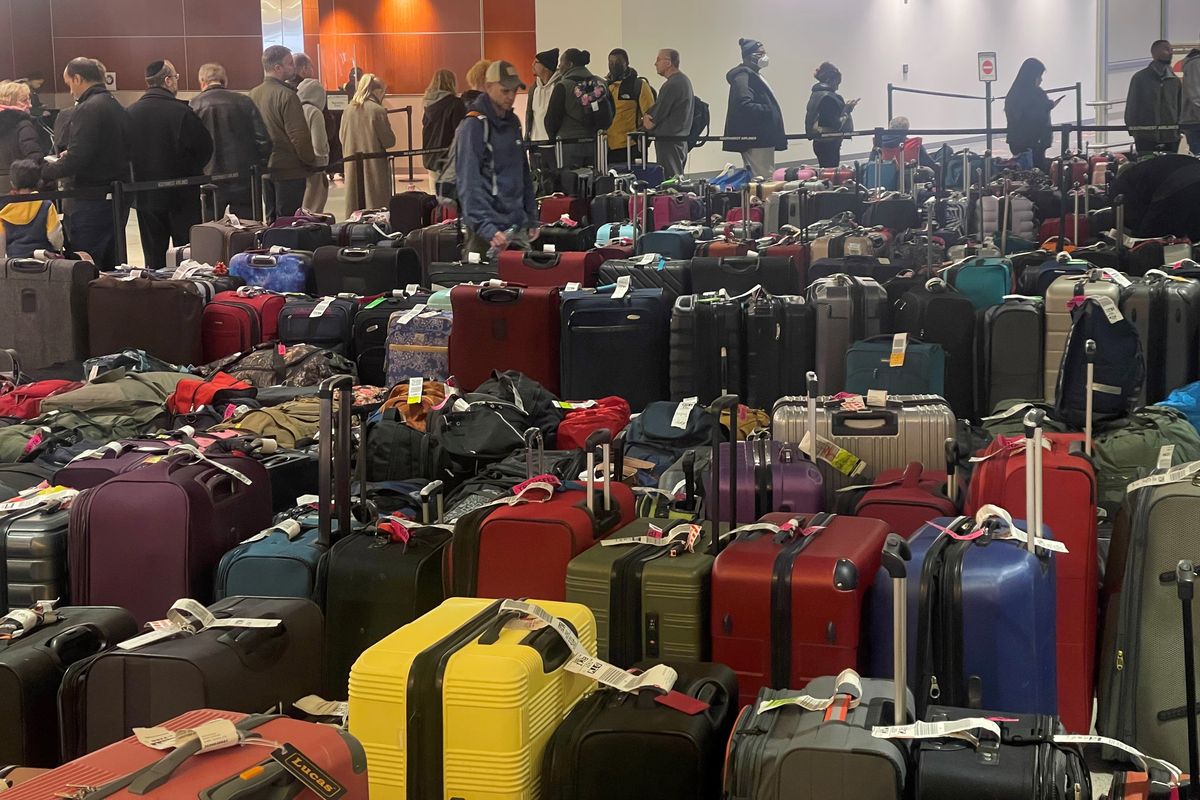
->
<box><xmin>264</xmin><ymin>177</ymin><xmax>306</xmax><ymax>222</ymax></box>
<box><xmin>137</xmin><ymin>189</ymin><xmax>202</xmax><ymax>269</ymax></box>
<box><xmin>212</xmin><ymin>180</ymin><xmax>256</xmax><ymax>221</ymax></box>
<box><xmin>65</xmin><ymin>196</ymin><xmax>129</xmax><ymax>269</ymax></box>
<box><xmin>813</xmin><ymin>139</ymin><xmax>842</xmax><ymax>168</ymax></box>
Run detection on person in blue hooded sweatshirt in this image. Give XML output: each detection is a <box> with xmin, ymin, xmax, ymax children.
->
<box><xmin>456</xmin><ymin>60</ymin><xmax>539</xmax><ymax>258</ymax></box>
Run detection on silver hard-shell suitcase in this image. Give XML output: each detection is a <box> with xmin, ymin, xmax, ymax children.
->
<box><xmin>771</xmin><ymin>394</ymin><xmax>955</xmax><ymax>504</ymax></box>
<box><xmin>807</xmin><ymin>275</ymin><xmax>887</xmax><ymax>395</ymax></box>
<box><xmin>2</xmin><ymin>506</ymin><xmax>70</xmax><ymax>613</ymax></box>
<box><xmin>1043</xmin><ymin>270</ymin><xmax>1122</xmax><ymax>402</ymax></box>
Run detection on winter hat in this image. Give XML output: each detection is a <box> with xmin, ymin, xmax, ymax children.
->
<box><xmin>536</xmin><ymin>48</ymin><xmax>560</xmax><ymax>72</ymax></box>
<box><xmin>563</xmin><ymin>48</ymin><xmax>591</xmax><ymax>67</ymax></box>
<box><xmin>739</xmin><ymin>38</ymin><xmax>764</xmax><ymax>59</ymax></box>
<box><xmin>145</xmin><ymin>60</ymin><xmax>166</xmax><ymax>79</ymax></box>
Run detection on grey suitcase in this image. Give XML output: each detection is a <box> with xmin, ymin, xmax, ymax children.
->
<box><xmin>807</xmin><ymin>275</ymin><xmax>887</xmax><ymax>395</ymax></box>
<box><xmin>0</xmin><ymin>257</ymin><xmax>97</xmax><ymax>368</ymax></box>
<box><xmin>1043</xmin><ymin>270</ymin><xmax>1122</xmax><ymax>402</ymax></box>
<box><xmin>2</xmin><ymin>505</ymin><xmax>70</xmax><ymax>613</ymax></box>
<box><xmin>771</xmin><ymin>394</ymin><xmax>955</xmax><ymax>504</ymax></box>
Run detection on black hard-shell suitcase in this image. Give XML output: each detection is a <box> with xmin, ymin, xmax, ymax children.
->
<box><xmin>744</xmin><ymin>294</ymin><xmax>815</xmax><ymax>410</ymax></box>
<box><xmin>690</xmin><ymin>256</ymin><xmax>801</xmax><ymax>296</ymax></box>
<box><xmin>352</xmin><ymin>291</ymin><xmax>430</xmax><ymax>386</ymax></box>
<box><xmin>277</xmin><ymin>296</ymin><xmax>357</xmax><ymax>355</ymax></box>
<box><xmin>58</xmin><ymin>595</ymin><xmax>323</xmax><ymax>759</ymax></box>
<box><xmin>312</xmin><ymin>245</ymin><xmax>422</xmax><ymax>297</ymax></box>
<box><xmin>0</xmin><ymin>605</ymin><xmax>137</xmax><ymax>767</ymax></box>
<box><xmin>560</xmin><ymin>287</ymin><xmax>669</xmax><ymax>411</ymax></box>
<box><xmin>540</xmin><ymin>661</ymin><xmax>739</xmax><ymax>800</ymax></box>
<box><xmin>596</xmin><ymin>257</ymin><xmax>692</xmax><ymax>305</ymax></box>
<box><xmin>590</xmin><ymin>193</ymin><xmax>632</xmax><ymax>226</ymax></box>
<box><xmin>322</xmin><ymin>481</ymin><xmax>450</xmax><ymax>698</ymax></box>
<box><xmin>669</xmin><ymin>294</ymin><xmax>743</xmax><ymax>403</ymax></box>
<box><xmin>977</xmin><ymin>296</ymin><xmax>1044</xmax><ymax>414</ymax></box>
<box><xmin>1119</xmin><ymin>272</ymin><xmax>1200</xmax><ymax>405</ymax></box>
<box><xmin>891</xmin><ymin>278</ymin><xmax>976</xmax><ymax>420</ymax></box>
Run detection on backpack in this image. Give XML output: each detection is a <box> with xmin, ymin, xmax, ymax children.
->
<box><xmin>688</xmin><ymin>95</ymin><xmax>710</xmax><ymax>152</ymax></box>
<box><xmin>1091</xmin><ymin>406</ymin><xmax>1200</xmax><ymax>517</ymax></box>
<box><xmin>473</xmin><ymin>370</ymin><xmax>565</xmax><ymax>446</ymax></box>
<box><xmin>203</xmin><ymin>343</ymin><xmax>357</xmax><ymax>388</ymax></box>
<box><xmin>1054</xmin><ymin>296</ymin><xmax>1145</xmax><ymax>426</ymax></box>
<box><xmin>571</xmin><ymin>76</ymin><xmax>617</xmax><ymax>131</ymax></box>
<box><xmin>624</xmin><ymin>400</ymin><xmax>721</xmax><ymax>486</ymax></box>
<box><xmin>440</xmin><ymin>111</ymin><xmax>493</xmax><ymax>193</ymax></box>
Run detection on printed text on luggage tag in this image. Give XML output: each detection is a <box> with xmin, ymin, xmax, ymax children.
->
<box><xmin>871</xmin><ymin>717</ymin><xmax>1001</xmax><ymax>749</ymax></box>
<box><xmin>308</xmin><ymin>297</ymin><xmax>335</xmax><ymax>318</ymax></box>
<box><xmin>396</xmin><ymin>304</ymin><xmax>427</xmax><ymax>325</ymax></box>
<box><xmin>1126</xmin><ymin>460</ymin><xmax>1200</xmax><ymax>493</ymax></box>
<box><xmin>889</xmin><ymin>333</ymin><xmax>908</xmax><ymax>368</ymax></box>
<box><xmin>134</xmin><ymin>719</ymin><xmax>241</xmax><ymax>753</ymax></box>
<box><xmin>271</xmin><ymin>743</ymin><xmax>348</xmax><ymax>799</ymax></box>
<box><xmin>407</xmin><ymin>378</ymin><xmax>424</xmax><ymax>405</ymax></box>
<box><xmin>612</xmin><ymin>275</ymin><xmax>631</xmax><ymax>300</ymax></box>
<box><xmin>1093</xmin><ymin>295</ymin><xmax>1124</xmax><ymax>324</ymax></box>
<box><xmin>671</xmin><ymin>397</ymin><xmax>698</xmax><ymax>429</ymax></box>
<box><xmin>1053</xmin><ymin>735</ymin><xmax>1182</xmax><ymax>782</ymax></box>
<box><xmin>1158</xmin><ymin>444</ymin><xmax>1175</xmax><ymax>470</ymax></box>
<box><xmin>757</xmin><ymin>669</ymin><xmax>863</xmax><ymax>714</ymax></box>
<box><xmin>798</xmin><ymin>432</ymin><xmax>866</xmax><ymax>477</ymax></box>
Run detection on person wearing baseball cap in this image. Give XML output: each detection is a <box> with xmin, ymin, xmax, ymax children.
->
<box><xmin>454</xmin><ymin>60</ymin><xmax>539</xmax><ymax>257</ymax></box>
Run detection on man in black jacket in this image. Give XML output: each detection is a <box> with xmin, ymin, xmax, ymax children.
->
<box><xmin>41</xmin><ymin>57</ymin><xmax>132</xmax><ymax>268</ymax></box>
<box><xmin>723</xmin><ymin>38</ymin><xmax>786</xmax><ymax>178</ymax></box>
<box><xmin>127</xmin><ymin>60</ymin><xmax>214</xmax><ymax>268</ymax></box>
<box><xmin>190</xmin><ymin>62</ymin><xmax>272</xmax><ymax>219</ymax></box>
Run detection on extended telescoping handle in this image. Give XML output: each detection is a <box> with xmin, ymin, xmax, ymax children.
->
<box><xmin>419</xmin><ymin>479</ymin><xmax>445</xmax><ymax>525</ymax></box>
<box><xmin>882</xmin><ymin>533</ymin><xmax>913</xmax><ymax>725</ymax></box>
<box><xmin>944</xmin><ymin>437</ymin><xmax>958</xmax><ymax>505</ymax></box>
<box><xmin>1023</xmin><ymin>408</ymin><xmax>1046</xmax><ymax>554</ymax></box>
<box><xmin>1114</xmin><ymin>194</ymin><xmax>1126</xmax><ymax>268</ymax></box>
<box><xmin>524</xmin><ymin>427</ymin><xmax>544</xmax><ymax>479</ymax></box>
<box><xmin>1084</xmin><ymin>339</ymin><xmax>1096</xmax><ymax>456</ymax></box>
<box><xmin>317</xmin><ymin>374</ymin><xmax>355</xmax><ymax>547</ymax></box>
<box><xmin>1177</xmin><ymin>560</ymin><xmax>1200</xmax><ymax>800</ymax></box>
<box><xmin>707</xmin><ymin>393</ymin><xmax>740</xmax><ymax>557</ymax></box>
<box><xmin>806</xmin><ymin>371</ymin><xmax>819</xmax><ymax>464</ymax></box>
<box><xmin>584</xmin><ymin>428</ymin><xmax>612</xmax><ymax>514</ymax></box>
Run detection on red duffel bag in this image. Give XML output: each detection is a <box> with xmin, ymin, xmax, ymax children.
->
<box><xmin>556</xmin><ymin>396</ymin><xmax>631</xmax><ymax>450</ymax></box>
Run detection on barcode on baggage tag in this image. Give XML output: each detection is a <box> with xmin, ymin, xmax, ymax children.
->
<box><xmin>1093</xmin><ymin>295</ymin><xmax>1123</xmax><ymax>323</ymax></box>
<box><xmin>396</xmin><ymin>304</ymin><xmax>427</xmax><ymax>325</ymax></box>
<box><xmin>407</xmin><ymin>378</ymin><xmax>423</xmax><ymax>404</ymax></box>
<box><xmin>1157</xmin><ymin>444</ymin><xmax>1175</xmax><ymax>470</ymax></box>
<box><xmin>671</xmin><ymin>397</ymin><xmax>698</xmax><ymax>428</ymax></box>
<box><xmin>309</xmin><ymin>297</ymin><xmax>335</xmax><ymax>318</ymax></box>
<box><xmin>889</xmin><ymin>333</ymin><xmax>908</xmax><ymax>367</ymax></box>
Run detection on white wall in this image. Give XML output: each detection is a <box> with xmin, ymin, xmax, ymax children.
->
<box><xmin>538</xmin><ymin>0</ymin><xmax>1097</xmax><ymax>174</ymax></box>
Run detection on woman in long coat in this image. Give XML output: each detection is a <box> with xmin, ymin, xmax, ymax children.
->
<box><xmin>340</xmin><ymin>73</ymin><xmax>396</xmax><ymax>215</ymax></box>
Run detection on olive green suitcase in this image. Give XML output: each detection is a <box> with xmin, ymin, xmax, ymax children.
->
<box><xmin>565</xmin><ymin>396</ymin><xmax>737</xmax><ymax>668</ymax></box>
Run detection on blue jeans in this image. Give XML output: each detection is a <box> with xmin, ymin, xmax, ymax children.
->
<box><xmin>65</xmin><ymin>197</ymin><xmax>129</xmax><ymax>268</ymax></box>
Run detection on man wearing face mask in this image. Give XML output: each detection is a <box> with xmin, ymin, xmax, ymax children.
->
<box><xmin>605</xmin><ymin>48</ymin><xmax>656</xmax><ymax>166</ymax></box>
<box><xmin>126</xmin><ymin>60</ymin><xmax>214</xmax><ymax>268</ymax></box>
<box><xmin>1126</xmin><ymin>39</ymin><xmax>1183</xmax><ymax>156</ymax></box>
<box><xmin>723</xmin><ymin>38</ymin><xmax>786</xmax><ymax>178</ymax></box>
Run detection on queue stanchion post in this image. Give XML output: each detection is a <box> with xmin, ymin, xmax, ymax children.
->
<box><xmin>984</xmin><ymin>81</ymin><xmax>993</xmax><ymax>154</ymax></box>
<box><xmin>354</xmin><ymin>155</ymin><xmax>367</xmax><ymax>213</ymax></box>
<box><xmin>111</xmin><ymin>180</ymin><xmax>127</xmax><ymax>266</ymax></box>
<box><xmin>250</xmin><ymin>165</ymin><xmax>263</xmax><ymax>221</ymax></box>
<box><xmin>1075</xmin><ymin>83</ymin><xmax>1084</xmax><ymax>151</ymax></box>
<box><xmin>887</xmin><ymin>83</ymin><xmax>894</xmax><ymax>127</ymax></box>
<box><xmin>1057</xmin><ymin>124</ymin><xmax>1071</xmax><ymax>254</ymax></box>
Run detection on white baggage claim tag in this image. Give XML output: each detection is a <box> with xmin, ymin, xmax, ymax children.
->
<box><xmin>872</xmin><ymin>717</ymin><xmax>1002</xmax><ymax>749</ymax></box>
<box><xmin>118</xmin><ymin>598</ymin><xmax>281</xmax><ymax>650</ymax></box>
<box><xmin>134</xmin><ymin>719</ymin><xmax>242</xmax><ymax>753</ymax></box>
<box><xmin>757</xmin><ymin>670</ymin><xmax>863</xmax><ymax>714</ymax></box>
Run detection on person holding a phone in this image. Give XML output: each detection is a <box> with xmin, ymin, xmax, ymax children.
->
<box><xmin>805</xmin><ymin>62</ymin><xmax>857</xmax><ymax>168</ymax></box>
<box><xmin>1005</xmin><ymin>57</ymin><xmax>1060</xmax><ymax>171</ymax></box>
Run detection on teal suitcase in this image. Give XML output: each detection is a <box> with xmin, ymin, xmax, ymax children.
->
<box><xmin>844</xmin><ymin>335</ymin><xmax>945</xmax><ymax>396</ymax></box>
<box><xmin>945</xmin><ymin>256</ymin><xmax>1012</xmax><ymax>309</ymax></box>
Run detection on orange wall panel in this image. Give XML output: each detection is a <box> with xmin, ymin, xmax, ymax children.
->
<box><xmin>483</xmin><ymin>32</ymin><xmax>538</xmax><ymax>81</ymax></box>
<box><xmin>483</xmin><ymin>0</ymin><xmax>535</xmax><ymax>33</ymax></box>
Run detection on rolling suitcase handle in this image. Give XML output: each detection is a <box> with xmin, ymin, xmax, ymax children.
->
<box><xmin>707</xmin><ymin>393</ymin><xmax>739</xmax><ymax>556</ymax></box>
<box><xmin>524</xmin><ymin>428</ymin><xmax>545</xmax><ymax>478</ymax></box>
<box><xmin>882</xmin><ymin>533</ymin><xmax>913</xmax><ymax>725</ymax></box>
<box><xmin>1022</xmin><ymin>407</ymin><xmax>1046</xmax><ymax>554</ymax></box>
<box><xmin>1172</xmin><ymin>559</ymin><xmax>1200</xmax><ymax>800</ymax></box>
<box><xmin>583</xmin><ymin>428</ymin><xmax>613</xmax><ymax>515</ymax></box>
<box><xmin>1115</xmin><ymin>194</ymin><xmax>1126</xmax><ymax>270</ymax></box>
<box><xmin>805</xmin><ymin>371</ymin><xmax>819</xmax><ymax>464</ymax></box>
<box><xmin>1084</xmin><ymin>339</ymin><xmax>1096</xmax><ymax>457</ymax></box>
<box><xmin>419</xmin><ymin>479</ymin><xmax>445</xmax><ymax>525</ymax></box>
<box><xmin>317</xmin><ymin>375</ymin><xmax>354</xmax><ymax>548</ymax></box>
<box><xmin>944</xmin><ymin>437</ymin><xmax>958</xmax><ymax>506</ymax></box>
<box><xmin>1000</xmin><ymin>180</ymin><xmax>1010</xmax><ymax>256</ymax></box>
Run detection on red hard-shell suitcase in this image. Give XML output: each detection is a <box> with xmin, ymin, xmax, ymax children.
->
<box><xmin>448</xmin><ymin>282</ymin><xmax>562</xmax><ymax>392</ymax></box>
<box><xmin>966</xmin><ymin>431</ymin><xmax>1097</xmax><ymax>733</ymax></box>
<box><xmin>497</xmin><ymin>249</ymin><xmax>605</xmax><ymax>287</ymax></box>
<box><xmin>711</xmin><ymin>510</ymin><xmax>891</xmax><ymax>708</ymax></box>
<box><xmin>201</xmin><ymin>289</ymin><xmax>287</xmax><ymax>362</ymax></box>
<box><xmin>4</xmin><ymin>709</ymin><xmax>367</xmax><ymax>799</ymax></box>
<box><xmin>68</xmin><ymin>451</ymin><xmax>273</xmax><ymax>624</ymax></box>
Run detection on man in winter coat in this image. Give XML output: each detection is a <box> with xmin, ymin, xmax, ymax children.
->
<box><xmin>1126</xmin><ymin>39</ymin><xmax>1182</xmax><ymax>155</ymax></box>
<box><xmin>456</xmin><ymin>61</ymin><xmax>538</xmax><ymax>258</ymax></box>
<box><xmin>546</xmin><ymin>48</ymin><xmax>605</xmax><ymax>170</ymax></box>
<box><xmin>127</xmin><ymin>60</ymin><xmax>213</xmax><ymax>268</ymax></box>
<box><xmin>190</xmin><ymin>62</ymin><xmax>272</xmax><ymax>220</ymax></box>
<box><xmin>723</xmin><ymin>38</ymin><xmax>786</xmax><ymax>178</ymax></box>
<box><xmin>296</xmin><ymin>78</ymin><xmax>330</xmax><ymax>213</ymax></box>
<box><xmin>249</xmin><ymin>46</ymin><xmax>316</xmax><ymax>221</ymax></box>
<box><xmin>644</xmin><ymin>48</ymin><xmax>694</xmax><ymax>179</ymax></box>
<box><xmin>1180</xmin><ymin>43</ymin><xmax>1200</xmax><ymax>155</ymax></box>
<box><xmin>606</xmin><ymin>48</ymin><xmax>656</xmax><ymax>165</ymax></box>
<box><xmin>41</xmin><ymin>57</ymin><xmax>132</xmax><ymax>268</ymax></box>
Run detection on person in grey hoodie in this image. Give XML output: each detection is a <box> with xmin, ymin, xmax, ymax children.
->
<box><xmin>1125</xmin><ymin>39</ymin><xmax>1182</xmax><ymax>156</ymax></box>
<box><xmin>296</xmin><ymin>78</ymin><xmax>329</xmax><ymax>213</ymax></box>
<box><xmin>1181</xmin><ymin>44</ymin><xmax>1200</xmax><ymax>155</ymax></box>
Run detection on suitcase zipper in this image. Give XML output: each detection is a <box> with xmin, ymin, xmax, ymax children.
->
<box><xmin>210</xmin><ymin>301</ymin><xmax>261</xmax><ymax>350</ymax></box>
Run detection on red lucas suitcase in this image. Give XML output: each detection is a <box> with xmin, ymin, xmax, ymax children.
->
<box><xmin>711</xmin><ymin>510</ymin><xmax>891</xmax><ymax>707</ymax></box>
<box><xmin>966</xmin><ymin>431</ymin><xmax>1097</xmax><ymax>733</ymax></box>
<box><xmin>201</xmin><ymin>288</ymin><xmax>287</xmax><ymax>362</ymax></box>
<box><xmin>539</xmin><ymin>193</ymin><xmax>589</xmax><ymax>224</ymax></box>
<box><xmin>449</xmin><ymin>430</ymin><xmax>635</xmax><ymax>600</ymax></box>
<box><xmin>497</xmin><ymin>249</ymin><xmax>605</xmax><ymax>287</ymax></box>
<box><xmin>4</xmin><ymin>709</ymin><xmax>368</xmax><ymax>799</ymax></box>
<box><xmin>448</xmin><ymin>282</ymin><xmax>562</xmax><ymax>392</ymax></box>
<box><xmin>68</xmin><ymin>450</ymin><xmax>273</xmax><ymax>624</ymax></box>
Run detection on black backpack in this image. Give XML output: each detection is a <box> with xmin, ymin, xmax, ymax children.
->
<box><xmin>474</xmin><ymin>370</ymin><xmax>565</xmax><ymax>446</ymax></box>
<box><xmin>689</xmin><ymin>95</ymin><xmax>710</xmax><ymax>152</ymax></box>
<box><xmin>1054</xmin><ymin>296</ymin><xmax>1145</xmax><ymax>426</ymax></box>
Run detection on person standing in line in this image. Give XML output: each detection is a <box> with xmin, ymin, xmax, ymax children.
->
<box><xmin>1179</xmin><ymin>40</ymin><xmax>1200</xmax><ymax>155</ymax></box>
<box><xmin>249</xmin><ymin>46</ymin><xmax>316</xmax><ymax>221</ymax></box>
<box><xmin>288</xmin><ymin>53</ymin><xmax>316</xmax><ymax>89</ymax></box>
<box><xmin>457</xmin><ymin>61</ymin><xmax>538</xmax><ymax>258</ymax></box>
<box><xmin>1125</xmin><ymin>39</ymin><xmax>1182</xmax><ymax>156</ymax></box>
<box><xmin>297</xmin><ymin>78</ymin><xmax>330</xmax><ymax>213</ymax></box>
<box><xmin>526</xmin><ymin>48</ymin><xmax>561</xmax><ymax>168</ymax></box>
<box><xmin>0</xmin><ymin>81</ymin><xmax>44</xmax><ymax>194</ymax></box>
<box><xmin>422</xmin><ymin>69</ymin><xmax>466</xmax><ymax>190</ymax></box>
<box><xmin>343</xmin><ymin>67</ymin><xmax>364</xmax><ymax>99</ymax></box>
<box><xmin>340</xmin><ymin>73</ymin><xmax>396</xmax><ymax>217</ymax></box>
<box><xmin>126</xmin><ymin>59</ymin><xmax>213</xmax><ymax>268</ymax></box>
<box><xmin>1004</xmin><ymin>58</ymin><xmax>1059</xmax><ymax>171</ymax></box>
<box><xmin>190</xmin><ymin>63</ymin><xmax>272</xmax><ymax>219</ymax></box>
<box><xmin>805</xmin><ymin>62</ymin><xmax>857</xmax><ymax>169</ymax></box>
<box><xmin>461</xmin><ymin>60</ymin><xmax>492</xmax><ymax>108</ymax></box>
<box><xmin>546</xmin><ymin>48</ymin><xmax>606</xmax><ymax>170</ymax></box>
<box><xmin>723</xmin><ymin>38</ymin><xmax>785</xmax><ymax>178</ymax></box>
<box><xmin>605</xmin><ymin>48</ymin><xmax>656</xmax><ymax>165</ymax></box>
<box><xmin>644</xmin><ymin>48</ymin><xmax>694</xmax><ymax>179</ymax></box>
<box><xmin>40</xmin><ymin>57</ymin><xmax>132</xmax><ymax>268</ymax></box>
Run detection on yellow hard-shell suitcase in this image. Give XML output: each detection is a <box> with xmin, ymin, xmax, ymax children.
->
<box><xmin>348</xmin><ymin>596</ymin><xmax>597</xmax><ymax>799</ymax></box>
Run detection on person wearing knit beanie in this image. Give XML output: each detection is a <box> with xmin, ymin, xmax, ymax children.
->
<box><xmin>528</xmin><ymin>48</ymin><xmax>564</xmax><ymax>165</ymax></box>
<box><xmin>724</xmin><ymin>37</ymin><xmax>785</xmax><ymax>178</ymax></box>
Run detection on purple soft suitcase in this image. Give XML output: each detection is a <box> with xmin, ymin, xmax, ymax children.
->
<box><xmin>68</xmin><ymin>450</ymin><xmax>273</xmax><ymax>624</ymax></box>
<box><xmin>707</xmin><ymin>435</ymin><xmax>824</xmax><ymax>524</ymax></box>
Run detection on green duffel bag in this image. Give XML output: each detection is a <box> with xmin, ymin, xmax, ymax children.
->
<box><xmin>38</xmin><ymin>370</ymin><xmax>187</xmax><ymax>416</ymax></box>
<box><xmin>1092</xmin><ymin>405</ymin><xmax>1200</xmax><ymax>517</ymax></box>
<box><xmin>980</xmin><ymin>400</ymin><xmax>1073</xmax><ymax>438</ymax></box>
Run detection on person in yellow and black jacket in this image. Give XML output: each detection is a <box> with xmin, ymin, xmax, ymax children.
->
<box><xmin>605</xmin><ymin>49</ymin><xmax>656</xmax><ymax>166</ymax></box>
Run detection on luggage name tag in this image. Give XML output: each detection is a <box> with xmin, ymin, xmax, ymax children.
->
<box><xmin>133</xmin><ymin>718</ymin><xmax>242</xmax><ymax>753</ymax></box>
<box><xmin>168</xmin><ymin>444</ymin><xmax>253</xmax><ymax>485</ymax></box>
<box><xmin>308</xmin><ymin>297</ymin><xmax>335</xmax><ymax>318</ymax></box>
<box><xmin>631</xmin><ymin>253</ymin><xmax>659</xmax><ymax>266</ymax></box>
<box><xmin>407</xmin><ymin>378</ymin><xmax>424</xmax><ymax>405</ymax></box>
<box><xmin>865</xmin><ymin>389</ymin><xmax>888</xmax><ymax>408</ymax></box>
<box><xmin>364</xmin><ymin>296</ymin><xmax>387</xmax><ymax>309</ymax></box>
<box><xmin>394</xmin><ymin>304</ymin><xmax>427</xmax><ymax>325</ymax></box>
<box><xmin>555</xmin><ymin>399</ymin><xmax>596</xmax><ymax>409</ymax></box>
<box><xmin>271</xmin><ymin>742</ymin><xmax>349</xmax><ymax>799</ymax></box>
<box><xmin>798</xmin><ymin>432</ymin><xmax>866</xmax><ymax>477</ymax></box>
<box><xmin>294</xmin><ymin>695</ymin><xmax>349</xmax><ymax>723</ymax></box>
<box><xmin>757</xmin><ymin>669</ymin><xmax>863</xmax><ymax>714</ymax></box>
<box><xmin>117</xmin><ymin>597</ymin><xmax>281</xmax><ymax>650</ymax></box>
<box><xmin>0</xmin><ymin>485</ymin><xmax>76</xmax><ymax>512</ymax></box>
<box><xmin>888</xmin><ymin>333</ymin><xmax>908</xmax><ymax>368</ymax></box>
<box><xmin>1092</xmin><ymin>295</ymin><xmax>1124</xmax><ymax>323</ymax></box>
<box><xmin>840</xmin><ymin>394</ymin><xmax>866</xmax><ymax>412</ymax></box>
<box><xmin>240</xmin><ymin>518</ymin><xmax>304</xmax><ymax>544</ymax></box>
<box><xmin>654</xmin><ymin>691</ymin><xmax>711</xmax><ymax>715</ymax></box>
<box><xmin>467</xmin><ymin>251</ymin><xmax>482</xmax><ymax>264</ymax></box>
<box><xmin>871</xmin><ymin>717</ymin><xmax>1002</xmax><ymax>749</ymax></box>
<box><xmin>671</xmin><ymin>397</ymin><xmax>699</xmax><ymax>429</ymax></box>
<box><xmin>1099</xmin><ymin>268</ymin><xmax>1132</xmax><ymax>287</ymax></box>
<box><xmin>1158</xmin><ymin>444</ymin><xmax>1175</xmax><ymax>470</ymax></box>
<box><xmin>600</xmin><ymin>522</ymin><xmax>700</xmax><ymax>549</ymax></box>
<box><xmin>612</xmin><ymin>275</ymin><xmax>631</xmax><ymax>300</ymax></box>
<box><xmin>968</xmin><ymin>505</ymin><xmax>1068</xmax><ymax>554</ymax></box>
<box><xmin>564</xmin><ymin>282</ymin><xmax>582</xmax><ymax>292</ymax></box>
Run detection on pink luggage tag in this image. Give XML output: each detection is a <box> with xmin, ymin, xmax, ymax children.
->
<box><xmin>654</xmin><ymin>691</ymin><xmax>710</xmax><ymax>715</ymax></box>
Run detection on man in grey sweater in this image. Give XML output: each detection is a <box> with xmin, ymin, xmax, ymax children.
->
<box><xmin>644</xmin><ymin>49</ymin><xmax>694</xmax><ymax>178</ymax></box>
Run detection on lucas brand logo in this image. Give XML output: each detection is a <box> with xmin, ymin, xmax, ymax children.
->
<box><xmin>270</xmin><ymin>743</ymin><xmax>347</xmax><ymax>799</ymax></box>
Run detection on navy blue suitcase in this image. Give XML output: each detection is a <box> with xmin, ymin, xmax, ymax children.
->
<box><xmin>277</xmin><ymin>296</ymin><xmax>358</xmax><ymax>356</ymax></box>
<box><xmin>213</xmin><ymin>375</ymin><xmax>353</xmax><ymax>603</ymax></box>
<box><xmin>560</xmin><ymin>286</ymin><xmax>669</xmax><ymax>411</ymax></box>
<box><xmin>635</xmin><ymin>230</ymin><xmax>696</xmax><ymax>259</ymax></box>
<box><xmin>866</xmin><ymin>514</ymin><xmax>1058</xmax><ymax>718</ymax></box>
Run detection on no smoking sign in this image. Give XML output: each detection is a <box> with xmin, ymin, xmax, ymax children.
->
<box><xmin>978</xmin><ymin>52</ymin><xmax>997</xmax><ymax>83</ymax></box>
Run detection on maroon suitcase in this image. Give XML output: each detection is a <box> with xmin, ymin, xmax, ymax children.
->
<box><xmin>539</xmin><ymin>193</ymin><xmax>589</xmax><ymax>224</ymax></box>
<box><xmin>68</xmin><ymin>450</ymin><xmax>273</xmax><ymax>624</ymax></box>
<box><xmin>496</xmin><ymin>250</ymin><xmax>605</xmax><ymax>287</ymax></box>
<box><xmin>448</xmin><ymin>282</ymin><xmax>562</xmax><ymax>392</ymax></box>
<box><xmin>711</xmin><ymin>510</ymin><xmax>891</xmax><ymax>707</ymax></box>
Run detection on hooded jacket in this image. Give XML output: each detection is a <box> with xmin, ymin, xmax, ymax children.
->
<box><xmin>546</xmin><ymin>64</ymin><xmax>604</xmax><ymax>143</ymax></box>
<box><xmin>0</xmin><ymin>108</ymin><xmax>43</xmax><ymax>189</ymax></box>
<box><xmin>1181</xmin><ymin>49</ymin><xmax>1200</xmax><ymax>129</ymax></box>
<box><xmin>1125</xmin><ymin>60</ymin><xmax>1183</xmax><ymax>145</ymax></box>
<box><xmin>606</xmin><ymin>67</ymin><xmax>656</xmax><ymax>151</ymax></box>
<box><xmin>189</xmin><ymin>85</ymin><xmax>272</xmax><ymax>180</ymax></box>
<box><xmin>422</xmin><ymin>90</ymin><xmax>466</xmax><ymax>171</ymax></box>
<box><xmin>126</xmin><ymin>87</ymin><xmax>214</xmax><ymax>202</ymax></box>
<box><xmin>723</xmin><ymin>63</ymin><xmax>785</xmax><ymax>153</ymax></box>
<box><xmin>249</xmin><ymin>77</ymin><xmax>317</xmax><ymax>180</ymax></box>
<box><xmin>456</xmin><ymin>94</ymin><xmax>537</xmax><ymax>241</ymax></box>
<box><xmin>1</xmin><ymin>197</ymin><xmax>63</xmax><ymax>256</ymax></box>
<box><xmin>525</xmin><ymin>71</ymin><xmax>562</xmax><ymax>143</ymax></box>
<box><xmin>41</xmin><ymin>84</ymin><xmax>132</xmax><ymax>199</ymax></box>
<box><xmin>296</xmin><ymin>79</ymin><xmax>330</xmax><ymax>169</ymax></box>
